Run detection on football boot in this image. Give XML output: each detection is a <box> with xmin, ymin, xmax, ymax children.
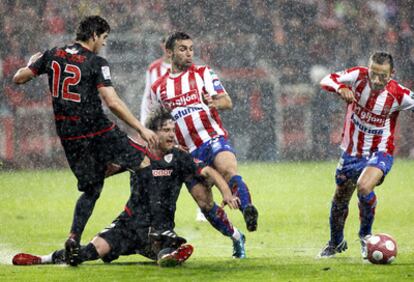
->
<box><xmin>158</xmin><ymin>244</ymin><xmax>194</xmax><ymax>267</ymax></box>
<box><xmin>317</xmin><ymin>240</ymin><xmax>348</xmax><ymax>258</ymax></box>
<box><xmin>232</xmin><ymin>233</ymin><xmax>246</xmax><ymax>259</ymax></box>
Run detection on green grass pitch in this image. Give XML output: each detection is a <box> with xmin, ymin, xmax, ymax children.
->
<box><xmin>1</xmin><ymin>160</ymin><xmax>414</xmax><ymax>281</ymax></box>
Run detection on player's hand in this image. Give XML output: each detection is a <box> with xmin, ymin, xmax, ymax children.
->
<box><xmin>27</xmin><ymin>52</ymin><xmax>43</xmax><ymax>67</ymax></box>
<box><xmin>202</xmin><ymin>92</ymin><xmax>215</xmax><ymax>109</ymax></box>
<box><xmin>338</xmin><ymin>87</ymin><xmax>356</xmax><ymax>104</ymax></box>
<box><xmin>221</xmin><ymin>194</ymin><xmax>240</xmax><ymax>209</ymax></box>
<box><xmin>139</xmin><ymin>127</ymin><xmax>158</xmax><ymax>148</ymax></box>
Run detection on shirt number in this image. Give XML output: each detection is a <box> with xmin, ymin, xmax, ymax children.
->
<box><xmin>51</xmin><ymin>61</ymin><xmax>81</xmax><ymax>102</ymax></box>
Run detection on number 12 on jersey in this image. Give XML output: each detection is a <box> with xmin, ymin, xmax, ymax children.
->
<box><xmin>51</xmin><ymin>60</ymin><xmax>81</xmax><ymax>102</ymax></box>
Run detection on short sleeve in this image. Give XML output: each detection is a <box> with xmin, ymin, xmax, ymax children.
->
<box><xmin>178</xmin><ymin>150</ymin><xmax>206</xmax><ymax>181</ymax></box>
<box><xmin>94</xmin><ymin>56</ymin><xmax>113</xmax><ymax>89</ymax></box>
<box><xmin>203</xmin><ymin>66</ymin><xmax>226</xmax><ymax>97</ymax></box>
<box><xmin>29</xmin><ymin>50</ymin><xmax>50</xmax><ymax>76</ymax></box>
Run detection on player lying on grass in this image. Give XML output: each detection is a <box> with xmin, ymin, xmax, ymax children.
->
<box><xmin>12</xmin><ymin>109</ymin><xmax>241</xmax><ymax>266</ymax></box>
<box><xmin>318</xmin><ymin>51</ymin><xmax>414</xmax><ymax>259</ymax></box>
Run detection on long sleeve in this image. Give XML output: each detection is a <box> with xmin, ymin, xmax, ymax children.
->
<box><xmin>140</xmin><ymin>70</ymin><xmax>152</xmax><ymax>124</ymax></box>
<box><xmin>320</xmin><ymin>66</ymin><xmax>366</xmax><ymax>93</ymax></box>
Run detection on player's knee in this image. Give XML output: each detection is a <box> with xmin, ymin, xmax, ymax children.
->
<box><xmin>221</xmin><ymin>170</ymin><xmax>236</xmax><ymax>183</ymax></box>
<box><xmin>356</xmin><ymin>180</ymin><xmax>373</xmax><ymax>196</ymax></box>
<box><xmin>80</xmin><ymin>181</ymin><xmax>103</xmax><ymax>199</ymax></box>
<box><xmin>198</xmin><ymin>200</ymin><xmax>214</xmax><ymax>211</ymax></box>
<box><xmin>191</xmin><ymin>185</ymin><xmax>213</xmax><ymax>209</ymax></box>
<box><xmin>193</xmin><ymin>194</ymin><xmax>211</xmax><ymax>210</ymax></box>
<box><xmin>91</xmin><ymin>236</ymin><xmax>111</xmax><ymax>257</ymax></box>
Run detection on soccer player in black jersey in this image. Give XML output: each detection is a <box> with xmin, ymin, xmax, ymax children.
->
<box><xmin>143</xmin><ymin>109</ymin><xmax>247</xmax><ymax>259</ymax></box>
<box><xmin>11</xmin><ymin>109</ymin><xmax>240</xmax><ymax>266</ymax></box>
<box><xmin>12</xmin><ymin>16</ymin><xmax>158</xmax><ymax>266</ymax></box>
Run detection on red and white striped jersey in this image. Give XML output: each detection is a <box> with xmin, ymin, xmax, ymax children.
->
<box><xmin>140</xmin><ymin>58</ymin><xmax>171</xmax><ymax>123</ymax></box>
<box><xmin>321</xmin><ymin>66</ymin><xmax>414</xmax><ymax>156</ymax></box>
<box><xmin>151</xmin><ymin>64</ymin><xmax>228</xmax><ymax>153</ymax></box>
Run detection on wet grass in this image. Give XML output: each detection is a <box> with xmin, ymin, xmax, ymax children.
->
<box><xmin>1</xmin><ymin>160</ymin><xmax>414</xmax><ymax>281</ymax></box>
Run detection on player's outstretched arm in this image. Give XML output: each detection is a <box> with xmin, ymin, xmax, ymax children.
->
<box><xmin>199</xmin><ymin>166</ymin><xmax>240</xmax><ymax>209</ymax></box>
<box><xmin>13</xmin><ymin>52</ymin><xmax>43</xmax><ymax>84</ymax></box>
<box><xmin>99</xmin><ymin>86</ymin><xmax>158</xmax><ymax>147</ymax></box>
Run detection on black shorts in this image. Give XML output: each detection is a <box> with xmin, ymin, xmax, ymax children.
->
<box><xmin>98</xmin><ymin>221</ymin><xmax>155</xmax><ymax>262</ymax></box>
<box><xmin>61</xmin><ymin>126</ymin><xmax>146</xmax><ymax>192</ymax></box>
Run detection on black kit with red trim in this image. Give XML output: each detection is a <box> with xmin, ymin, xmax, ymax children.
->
<box><xmin>29</xmin><ymin>43</ymin><xmax>114</xmax><ymax>139</ymax></box>
<box><xmin>115</xmin><ymin>148</ymin><xmax>206</xmax><ymax>231</ymax></box>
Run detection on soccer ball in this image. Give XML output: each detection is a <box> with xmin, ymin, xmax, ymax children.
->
<box><xmin>366</xmin><ymin>233</ymin><xmax>397</xmax><ymax>264</ymax></box>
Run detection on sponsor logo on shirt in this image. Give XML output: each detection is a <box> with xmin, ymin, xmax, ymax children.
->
<box><xmin>152</xmin><ymin>169</ymin><xmax>173</xmax><ymax>177</ymax></box>
<box><xmin>172</xmin><ymin>106</ymin><xmax>204</xmax><ymax>121</ymax></box>
<box><xmin>351</xmin><ymin>113</ymin><xmax>384</xmax><ymax>135</ymax></box>
<box><xmin>164</xmin><ymin>89</ymin><xmax>201</xmax><ymax>109</ymax></box>
<box><xmin>354</xmin><ymin>104</ymin><xmax>387</xmax><ymax>126</ymax></box>
<box><xmin>101</xmin><ymin>66</ymin><xmax>111</xmax><ymax>80</ymax></box>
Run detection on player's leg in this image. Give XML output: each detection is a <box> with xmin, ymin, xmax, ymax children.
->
<box><xmin>356</xmin><ymin>167</ymin><xmax>382</xmax><ymax>239</ymax></box>
<box><xmin>357</xmin><ymin>152</ymin><xmax>393</xmax><ymax>258</ymax></box>
<box><xmin>65</xmin><ymin>179</ymin><xmax>104</xmax><ymax>266</ymax></box>
<box><xmin>213</xmin><ymin>150</ymin><xmax>258</xmax><ymax>232</ymax></box>
<box><xmin>68</xmin><ymin>180</ymin><xmax>104</xmax><ymax>240</ymax></box>
<box><xmin>318</xmin><ymin>181</ymin><xmax>355</xmax><ymax>258</ymax></box>
<box><xmin>331</xmin><ymin>181</ymin><xmax>355</xmax><ymax>243</ymax></box>
<box><xmin>12</xmin><ymin>237</ymin><xmax>106</xmax><ymax>266</ymax></box>
<box><xmin>356</xmin><ymin>166</ymin><xmax>381</xmax><ymax>259</ymax></box>
<box><xmin>61</xmin><ymin>138</ymin><xmax>106</xmax><ymax>265</ymax></box>
<box><xmin>13</xmin><ymin>250</ymin><xmax>66</xmax><ymax>265</ymax></box>
<box><xmin>189</xmin><ymin>182</ymin><xmax>246</xmax><ymax>258</ymax></box>
<box><xmin>318</xmin><ymin>152</ymin><xmax>364</xmax><ymax>258</ymax></box>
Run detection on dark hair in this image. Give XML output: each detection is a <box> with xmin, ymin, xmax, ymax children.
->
<box><xmin>76</xmin><ymin>16</ymin><xmax>110</xmax><ymax>41</ymax></box>
<box><xmin>369</xmin><ymin>51</ymin><xmax>394</xmax><ymax>70</ymax></box>
<box><xmin>165</xmin><ymin>31</ymin><xmax>191</xmax><ymax>50</ymax></box>
<box><xmin>145</xmin><ymin>108</ymin><xmax>173</xmax><ymax>131</ymax></box>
